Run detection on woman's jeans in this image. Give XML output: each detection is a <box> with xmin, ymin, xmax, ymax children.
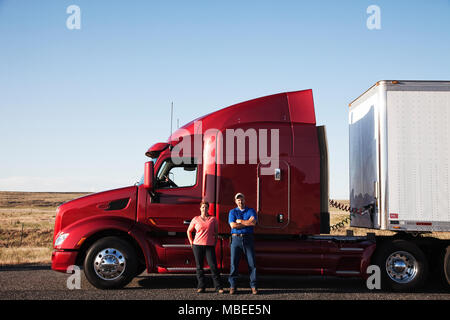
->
<box><xmin>228</xmin><ymin>235</ymin><xmax>257</xmax><ymax>289</ymax></box>
<box><xmin>192</xmin><ymin>245</ymin><xmax>222</xmax><ymax>290</ymax></box>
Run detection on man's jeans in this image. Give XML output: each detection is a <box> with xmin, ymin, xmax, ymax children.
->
<box><xmin>228</xmin><ymin>235</ymin><xmax>257</xmax><ymax>289</ymax></box>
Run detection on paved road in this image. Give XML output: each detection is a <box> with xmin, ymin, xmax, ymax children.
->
<box><xmin>0</xmin><ymin>265</ymin><xmax>449</xmax><ymax>300</ymax></box>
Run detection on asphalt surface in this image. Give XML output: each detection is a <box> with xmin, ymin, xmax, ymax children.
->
<box><xmin>0</xmin><ymin>264</ymin><xmax>449</xmax><ymax>300</ymax></box>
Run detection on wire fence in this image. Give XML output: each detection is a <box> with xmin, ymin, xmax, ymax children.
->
<box><xmin>0</xmin><ymin>224</ymin><xmax>53</xmax><ymax>248</ymax></box>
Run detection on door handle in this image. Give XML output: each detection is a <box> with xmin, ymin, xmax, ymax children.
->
<box><xmin>183</xmin><ymin>220</ymin><xmax>191</xmax><ymax>225</ymax></box>
<box><xmin>277</xmin><ymin>214</ymin><xmax>284</xmax><ymax>223</ymax></box>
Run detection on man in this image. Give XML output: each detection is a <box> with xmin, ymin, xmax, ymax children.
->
<box><xmin>228</xmin><ymin>193</ymin><xmax>258</xmax><ymax>295</ymax></box>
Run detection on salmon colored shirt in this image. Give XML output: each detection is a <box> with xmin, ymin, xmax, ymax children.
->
<box><xmin>189</xmin><ymin>215</ymin><xmax>218</xmax><ymax>246</ymax></box>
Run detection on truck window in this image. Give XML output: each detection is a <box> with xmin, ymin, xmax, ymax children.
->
<box><xmin>156</xmin><ymin>158</ymin><xmax>197</xmax><ymax>189</ymax></box>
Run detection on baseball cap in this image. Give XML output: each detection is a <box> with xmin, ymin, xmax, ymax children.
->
<box><xmin>234</xmin><ymin>193</ymin><xmax>245</xmax><ymax>199</ymax></box>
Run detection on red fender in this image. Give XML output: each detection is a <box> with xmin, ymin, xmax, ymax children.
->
<box><xmin>360</xmin><ymin>243</ymin><xmax>377</xmax><ymax>279</ymax></box>
<box><xmin>55</xmin><ymin>216</ymin><xmax>136</xmax><ymax>250</ymax></box>
<box><xmin>55</xmin><ymin>215</ymin><xmax>161</xmax><ymax>274</ymax></box>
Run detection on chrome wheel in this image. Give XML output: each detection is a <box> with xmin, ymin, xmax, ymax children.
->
<box><xmin>93</xmin><ymin>248</ymin><xmax>126</xmax><ymax>281</ymax></box>
<box><xmin>386</xmin><ymin>250</ymin><xmax>418</xmax><ymax>284</ymax></box>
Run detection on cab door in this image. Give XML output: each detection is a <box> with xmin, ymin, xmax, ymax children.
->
<box><xmin>146</xmin><ymin>156</ymin><xmax>202</xmax><ymax>269</ymax></box>
<box><xmin>147</xmin><ymin>156</ymin><xmax>201</xmax><ymax>232</ymax></box>
<box><xmin>257</xmin><ymin>160</ymin><xmax>290</xmax><ymax>229</ymax></box>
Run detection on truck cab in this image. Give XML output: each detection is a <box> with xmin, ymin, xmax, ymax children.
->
<box><xmin>52</xmin><ymin>87</ymin><xmax>449</xmax><ymax>291</ymax></box>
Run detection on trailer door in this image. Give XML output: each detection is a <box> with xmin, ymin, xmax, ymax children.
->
<box><xmin>349</xmin><ymin>99</ymin><xmax>378</xmax><ymax>228</ymax></box>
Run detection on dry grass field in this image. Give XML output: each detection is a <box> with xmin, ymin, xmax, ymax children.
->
<box><xmin>0</xmin><ymin>192</ymin><xmax>448</xmax><ymax>266</ymax></box>
<box><xmin>0</xmin><ymin>192</ymin><xmax>89</xmax><ymax>265</ymax></box>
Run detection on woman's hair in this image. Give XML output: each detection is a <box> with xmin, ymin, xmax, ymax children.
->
<box><xmin>200</xmin><ymin>200</ymin><xmax>209</xmax><ymax>208</ymax></box>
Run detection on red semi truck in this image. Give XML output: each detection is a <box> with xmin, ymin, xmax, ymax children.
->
<box><xmin>52</xmin><ymin>84</ymin><xmax>450</xmax><ymax>291</ymax></box>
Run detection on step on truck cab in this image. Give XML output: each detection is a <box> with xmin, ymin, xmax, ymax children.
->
<box><xmin>52</xmin><ymin>86</ymin><xmax>450</xmax><ymax>291</ymax></box>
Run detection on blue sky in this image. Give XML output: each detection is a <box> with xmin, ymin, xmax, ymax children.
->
<box><xmin>0</xmin><ymin>0</ymin><xmax>449</xmax><ymax>198</ymax></box>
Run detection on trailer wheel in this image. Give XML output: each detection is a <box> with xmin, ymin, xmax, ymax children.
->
<box><xmin>83</xmin><ymin>236</ymin><xmax>138</xmax><ymax>289</ymax></box>
<box><xmin>374</xmin><ymin>239</ymin><xmax>428</xmax><ymax>291</ymax></box>
<box><xmin>442</xmin><ymin>246</ymin><xmax>450</xmax><ymax>289</ymax></box>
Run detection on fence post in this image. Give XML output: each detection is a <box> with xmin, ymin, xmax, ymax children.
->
<box><xmin>19</xmin><ymin>223</ymin><xmax>24</xmax><ymax>246</ymax></box>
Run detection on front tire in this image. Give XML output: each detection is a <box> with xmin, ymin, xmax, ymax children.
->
<box><xmin>83</xmin><ymin>236</ymin><xmax>138</xmax><ymax>289</ymax></box>
<box><xmin>374</xmin><ymin>239</ymin><xmax>428</xmax><ymax>292</ymax></box>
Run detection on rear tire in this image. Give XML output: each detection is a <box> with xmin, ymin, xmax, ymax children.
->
<box><xmin>83</xmin><ymin>236</ymin><xmax>138</xmax><ymax>289</ymax></box>
<box><xmin>374</xmin><ymin>239</ymin><xmax>428</xmax><ymax>292</ymax></box>
<box><xmin>441</xmin><ymin>246</ymin><xmax>450</xmax><ymax>290</ymax></box>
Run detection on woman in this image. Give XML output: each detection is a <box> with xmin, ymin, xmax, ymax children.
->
<box><xmin>187</xmin><ymin>200</ymin><xmax>223</xmax><ymax>293</ymax></box>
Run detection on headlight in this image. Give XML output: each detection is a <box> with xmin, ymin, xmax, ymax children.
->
<box><xmin>54</xmin><ymin>232</ymin><xmax>69</xmax><ymax>247</ymax></box>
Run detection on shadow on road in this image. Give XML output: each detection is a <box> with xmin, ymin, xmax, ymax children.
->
<box><xmin>0</xmin><ymin>264</ymin><xmax>51</xmax><ymax>272</ymax></box>
<box><xmin>135</xmin><ymin>274</ymin><xmax>365</xmax><ymax>294</ymax></box>
<box><xmin>134</xmin><ymin>273</ymin><xmax>449</xmax><ymax>294</ymax></box>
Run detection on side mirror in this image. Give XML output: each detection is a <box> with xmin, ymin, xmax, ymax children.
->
<box><xmin>144</xmin><ymin>161</ymin><xmax>154</xmax><ymax>190</ymax></box>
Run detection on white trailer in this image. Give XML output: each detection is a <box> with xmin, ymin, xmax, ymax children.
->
<box><xmin>348</xmin><ymin>81</ymin><xmax>450</xmax><ymax>291</ymax></box>
<box><xmin>349</xmin><ymin>80</ymin><xmax>450</xmax><ymax>233</ymax></box>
